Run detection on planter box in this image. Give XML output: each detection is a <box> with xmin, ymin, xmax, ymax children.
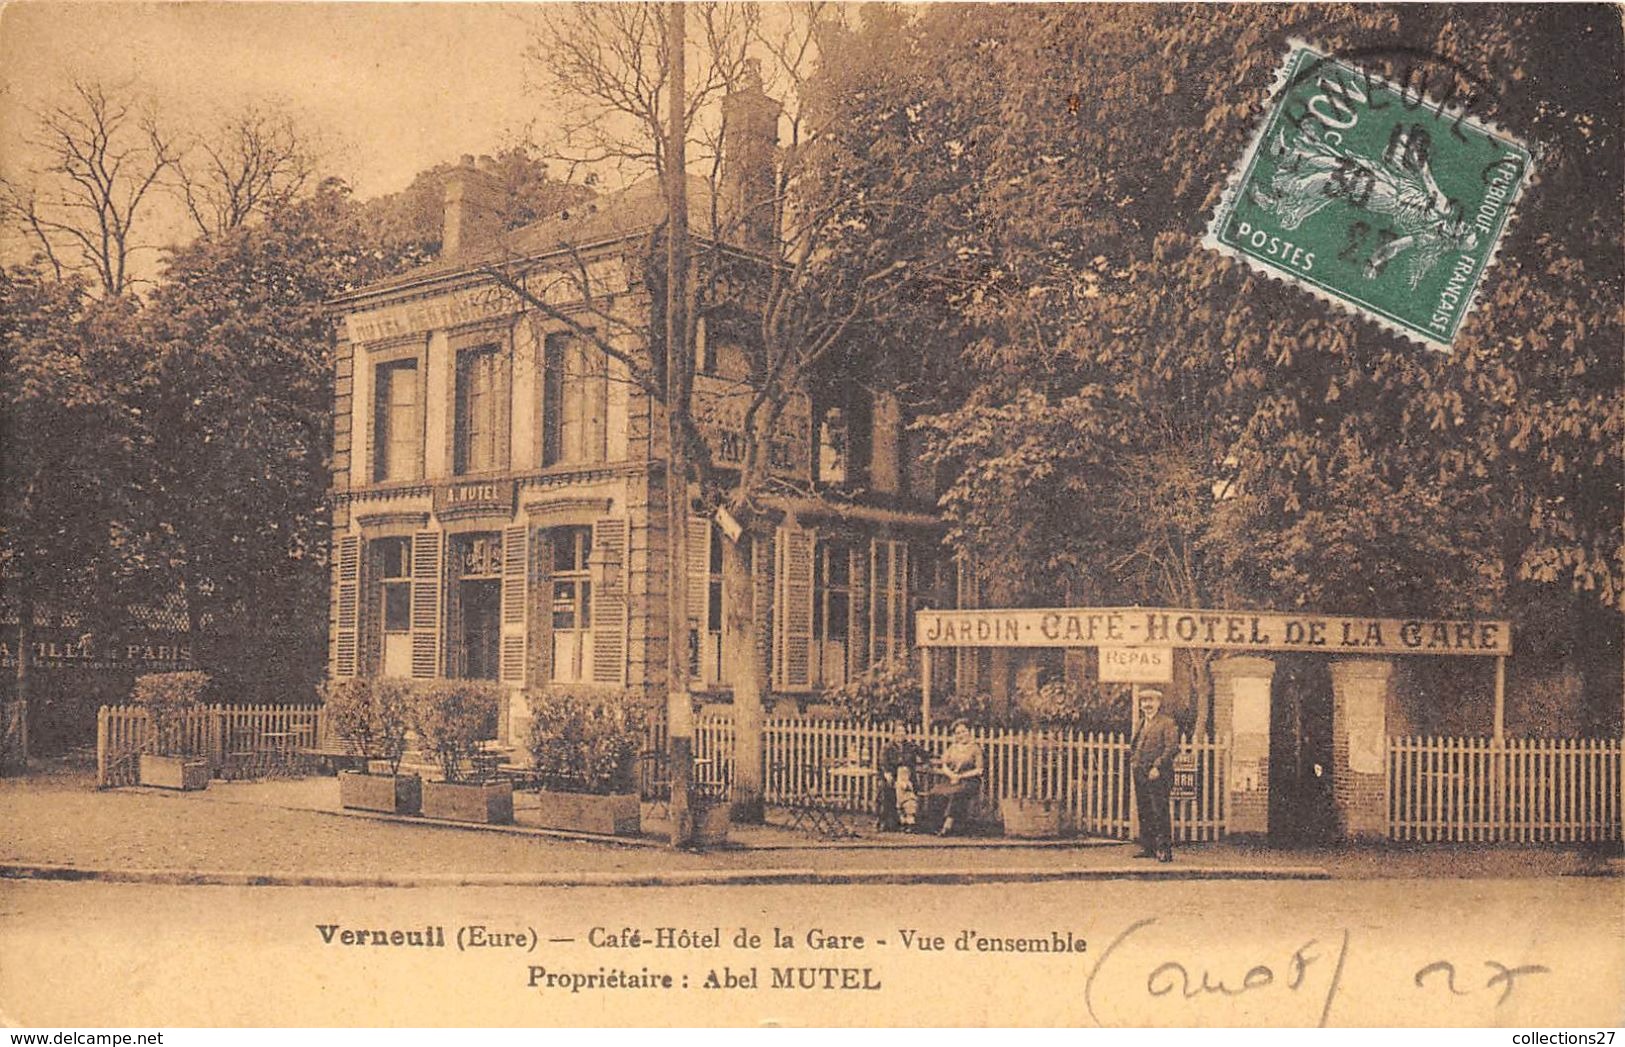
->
<box><xmin>694</xmin><ymin>802</ymin><xmax>731</xmax><ymax>846</ymax></box>
<box><xmin>139</xmin><ymin>754</ymin><xmax>210</xmax><ymax>791</ymax></box>
<box><xmin>340</xmin><ymin>771</ymin><xmax>422</xmax><ymax>815</ymax></box>
<box><xmin>1001</xmin><ymin>797</ymin><xmax>1066</xmax><ymax>839</ymax></box>
<box><xmin>532</xmin><ymin>791</ymin><xmax>641</xmax><ymax>836</ymax></box>
<box><xmin>421</xmin><ymin>779</ymin><xmax>514</xmax><ymax>824</ymax></box>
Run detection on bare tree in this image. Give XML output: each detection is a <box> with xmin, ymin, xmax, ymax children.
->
<box><xmin>495</xmin><ymin>2</ymin><xmax>931</xmax><ymax>820</ymax></box>
<box><xmin>523</xmin><ymin>1</ymin><xmax>757</xmax><ymax>183</ymax></box>
<box><xmin>174</xmin><ymin>106</ymin><xmax>315</xmax><ymax>237</ymax></box>
<box><xmin>0</xmin><ymin>79</ymin><xmax>178</xmax><ymax>297</ymax></box>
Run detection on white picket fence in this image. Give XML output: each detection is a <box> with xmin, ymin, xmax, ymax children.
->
<box><xmin>97</xmin><ymin>704</ymin><xmax>325</xmax><ymax>787</ymax></box>
<box><xmin>649</xmin><ymin>713</ymin><xmax>1227</xmax><ymax>841</ymax></box>
<box><xmin>1388</xmin><ymin>735</ymin><xmax>1621</xmax><ymax>842</ymax></box>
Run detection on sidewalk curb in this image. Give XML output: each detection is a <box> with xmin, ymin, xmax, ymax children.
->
<box><xmin>0</xmin><ymin>861</ymin><xmax>1333</xmax><ymax>889</ymax></box>
<box><xmin>238</xmin><ymin>796</ymin><xmax>1130</xmax><ymax>853</ymax></box>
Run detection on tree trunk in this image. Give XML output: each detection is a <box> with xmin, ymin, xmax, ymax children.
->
<box><xmin>722</xmin><ymin>529</ymin><xmax>765</xmax><ymax>822</ymax></box>
<box><xmin>662</xmin><ymin>0</ymin><xmax>695</xmax><ymax>848</ymax></box>
<box><xmin>3</xmin><ymin>589</ymin><xmax>33</xmax><ymax>775</ymax></box>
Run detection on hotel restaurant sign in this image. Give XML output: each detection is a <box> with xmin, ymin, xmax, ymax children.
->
<box><xmin>916</xmin><ymin>607</ymin><xmax>1511</xmax><ymax>657</ymax></box>
<box><xmin>344</xmin><ymin>259</ymin><xmax>627</xmax><ymax>344</ymax></box>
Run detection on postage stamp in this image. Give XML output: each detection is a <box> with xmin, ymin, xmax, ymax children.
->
<box><xmin>1204</xmin><ymin>41</ymin><xmax>1536</xmax><ymax>352</ymax></box>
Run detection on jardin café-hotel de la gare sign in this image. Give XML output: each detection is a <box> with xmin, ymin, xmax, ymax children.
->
<box><xmin>916</xmin><ymin>607</ymin><xmax>1511</xmax><ymax>657</ymax></box>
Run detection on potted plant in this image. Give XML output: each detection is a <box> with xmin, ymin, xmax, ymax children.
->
<box><xmin>133</xmin><ymin>671</ymin><xmax>212</xmax><ymax>790</ymax></box>
<box><xmin>326</xmin><ymin>677</ymin><xmax>420</xmax><ymax>814</ymax></box>
<box><xmin>525</xmin><ymin>689</ymin><xmax>644</xmax><ymax>836</ymax></box>
<box><xmin>409</xmin><ymin>678</ymin><xmax>512</xmax><ymax>823</ymax></box>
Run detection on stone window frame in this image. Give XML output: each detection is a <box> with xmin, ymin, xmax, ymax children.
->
<box><xmin>363</xmin><ymin>337</ymin><xmax>427</xmax><ymax>487</ymax></box>
<box><xmin>446</xmin><ymin>321</ymin><xmax>513</xmax><ymax>479</ymax></box>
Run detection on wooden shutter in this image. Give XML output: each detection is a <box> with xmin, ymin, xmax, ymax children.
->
<box><xmin>686</xmin><ymin>514</ymin><xmax>711</xmax><ymax>630</ymax></box>
<box><xmin>333</xmin><ymin>535</ymin><xmax>361</xmax><ymax>677</ymax></box>
<box><xmin>869</xmin><ymin>539</ymin><xmax>909</xmax><ymax>666</ymax></box>
<box><xmin>590</xmin><ymin>517</ymin><xmax>628</xmax><ymax>685</ymax></box>
<box><xmin>773</xmin><ymin>525</ymin><xmax>815</xmax><ymax>692</ymax></box>
<box><xmin>410</xmin><ymin>530</ymin><xmax>443</xmax><ymax>678</ymax></box>
<box><xmin>500</xmin><ymin>525</ymin><xmax>528</xmax><ymax>685</ymax></box>
<box><xmin>954</xmin><ymin>553</ymin><xmax>978</xmax><ymax>691</ymax></box>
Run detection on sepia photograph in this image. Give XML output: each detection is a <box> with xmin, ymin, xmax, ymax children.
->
<box><xmin>1</xmin><ymin>1</ymin><xmax>1621</xmax><ymax>1030</ymax></box>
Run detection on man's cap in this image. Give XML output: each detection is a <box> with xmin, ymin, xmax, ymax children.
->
<box><xmin>1139</xmin><ymin>688</ymin><xmax>1164</xmax><ymax>701</ymax></box>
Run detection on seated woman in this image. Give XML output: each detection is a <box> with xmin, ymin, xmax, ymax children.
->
<box><xmin>875</xmin><ymin>726</ymin><xmax>925</xmax><ymax>832</ymax></box>
<box><xmin>930</xmin><ymin>719</ymin><xmax>984</xmax><ymax>836</ymax></box>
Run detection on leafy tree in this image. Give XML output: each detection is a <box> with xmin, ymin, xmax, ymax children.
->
<box><xmin>128</xmin><ymin>180</ymin><xmax>399</xmax><ymax>703</ymax></box>
<box><xmin>822</xmin><ymin>5</ymin><xmax>1621</xmax><ymax>729</ymax></box>
<box><xmin>0</xmin><ymin>264</ymin><xmax>140</xmax><ymax>767</ymax></box>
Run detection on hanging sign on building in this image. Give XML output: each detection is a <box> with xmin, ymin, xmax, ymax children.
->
<box><xmin>433</xmin><ymin>479</ymin><xmax>516</xmax><ymax>518</ymax></box>
<box><xmin>692</xmin><ymin>375</ymin><xmax>811</xmax><ymax>480</ymax></box>
<box><xmin>916</xmin><ymin>607</ymin><xmax>1511</xmax><ymax>656</ymax></box>
<box><xmin>1097</xmin><ymin>645</ymin><xmax>1174</xmax><ymax>683</ymax></box>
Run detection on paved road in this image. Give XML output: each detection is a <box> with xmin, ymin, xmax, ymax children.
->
<box><xmin>5</xmin><ymin>772</ymin><xmax>1616</xmax><ymax>880</ymax></box>
<box><xmin>3</xmin><ymin>877</ymin><xmax>1620</xmax><ymax>1027</ymax></box>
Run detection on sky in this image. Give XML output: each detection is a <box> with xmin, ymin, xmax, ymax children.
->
<box><xmin>0</xmin><ymin>2</ymin><xmax>548</xmax><ymax>200</ymax></box>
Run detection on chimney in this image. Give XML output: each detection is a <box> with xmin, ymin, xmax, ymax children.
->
<box><xmin>442</xmin><ymin>154</ymin><xmax>504</xmax><ymax>257</ymax></box>
<box><xmin>721</xmin><ymin>59</ymin><xmax>781</xmax><ymax>252</ymax></box>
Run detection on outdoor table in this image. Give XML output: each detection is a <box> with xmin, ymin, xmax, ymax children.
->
<box><xmin>775</xmin><ymin>761</ymin><xmax>866</xmax><ymax>839</ymax></box>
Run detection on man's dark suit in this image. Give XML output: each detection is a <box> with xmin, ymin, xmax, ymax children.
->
<box><xmin>1131</xmin><ymin>710</ymin><xmax>1181</xmax><ymax>859</ymax></box>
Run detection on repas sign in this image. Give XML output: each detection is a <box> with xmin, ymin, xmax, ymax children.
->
<box><xmin>915</xmin><ymin>608</ymin><xmax>1511</xmax><ymax>657</ymax></box>
<box><xmin>1098</xmin><ymin>645</ymin><xmax>1174</xmax><ymax>683</ymax></box>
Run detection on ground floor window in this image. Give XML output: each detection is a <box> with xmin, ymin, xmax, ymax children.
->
<box><xmin>812</xmin><ymin>538</ymin><xmax>857</xmax><ymax>687</ymax></box>
<box><xmin>550</xmin><ymin>525</ymin><xmax>593</xmax><ymax>683</ymax></box>
<box><xmin>692</xmin><ymin>519</ymin><xmax>729</xmax><ymax>686</ymax></box>
<box><xmin>376</xmin><ymin>537</ymin><xmax>413</xmax><ymax>678</ymax></box>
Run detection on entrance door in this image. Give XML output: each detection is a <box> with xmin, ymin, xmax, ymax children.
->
<box><xmin>459</xmin><ymin>578</ymin><xmax>501</xmax><ymax>680</ymax></box>
<box><xmin>1269</xmin><ymin>657</ymin><xmax>1335</xmax><ymax>842</ymax></box>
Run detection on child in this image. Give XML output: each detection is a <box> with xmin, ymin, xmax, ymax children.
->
<box><xmin>875</xmin><ymin>726</ymin><xmax>923</xmax><ymax>831</ymax></box>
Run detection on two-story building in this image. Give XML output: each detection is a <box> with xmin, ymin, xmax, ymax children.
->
<box><xmin>325</xmin><ymin>77</ymin><xmax>952</xmax><ymax>748</ymax></box>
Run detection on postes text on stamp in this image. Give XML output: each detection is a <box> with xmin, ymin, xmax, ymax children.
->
<box><xmin>1204</xmin><ymin>41</ymin><xmax>1535</xmax><ymax>352</ymax></box>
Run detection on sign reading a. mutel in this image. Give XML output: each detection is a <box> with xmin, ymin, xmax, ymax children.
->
<box><xmin>916</xmin><ymin>607</ymin><xmax>1511</xmax><ymax>657</ymax></box>
<box><xmin>433</xmin><ymin>480</ymin><xmax>516</xmax><ymax>516</ymax></box>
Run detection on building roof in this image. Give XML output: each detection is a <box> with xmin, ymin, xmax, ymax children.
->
<box><xmin>339</xmin><ymin>173</ymin><xmax>722</xmax><ymax>304</ymax></box>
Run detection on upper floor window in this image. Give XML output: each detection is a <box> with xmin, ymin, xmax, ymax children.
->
<box><xmin>454</xmin><ymin>345</ymin><xmax>500</xmax><ymax>475</ymax></box>
<box><xmin>816</xmin><ymin>390</ymin><xmax>872</xmax><ymax>487</ymax></box>
<box><xmin>373</xmin><ymin>359</ymin><xmax>421</xmax><ymax>482</ymax></box>
<box><xmin>543</xmin><ymin>332</ymin><xmax>607</xmax><ymax>466</ymax></box>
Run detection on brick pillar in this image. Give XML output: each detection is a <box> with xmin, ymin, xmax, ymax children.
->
<box><xmin>1211</xmin><ymin>655</ymin><xmax>1275</xmax><ymax>836</ymax></box>
<box><xmin>1330</xmin><ymin>658</ymin><xmax>1392</xmax><ymax>841</ymax></box>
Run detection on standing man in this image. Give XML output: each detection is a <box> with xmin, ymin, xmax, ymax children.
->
<box><xmin>1130</xmin><ymin>687</ymin><xmax>1181</xmax><ymax>862</ymax></box>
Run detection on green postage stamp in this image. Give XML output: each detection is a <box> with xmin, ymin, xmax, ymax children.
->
<box><xmin>1205</xmin><ymin>41</ymin><xmax>1535</xmax><ymax>352</ymax></box>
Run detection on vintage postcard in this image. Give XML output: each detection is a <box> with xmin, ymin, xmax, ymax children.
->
<box><xmin>1</xmin><ymin>2</ymin><xmax>1620</xmax><ymax>1031</ymax></box>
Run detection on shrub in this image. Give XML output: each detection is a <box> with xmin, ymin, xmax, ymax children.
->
<box><xmin>525</xmin><ymin>689</ymin><xmax>646</xmax><ymax>795</ymax></box>
<box><xmin>321</xmin><ymin>677</ymin><xmax>413</xmax><ymax>775</ymax></box>
<box><xmin>822</xmin><ymin>660</ymin><xmax>921</xmax><ymax>724</ymax></box>
<box><xmin>407</xmin><ymin>678</ymin><xmax>503</xmax><ymax>783</ymax></box>
<box><xmin>131</xmin><ymin>671</ymin><xmax>211</xmax><ymax>756</ymax></box>
<box><xmin>1015</xmin><ymin>679</ymin><xmax>1132</xmax><ymax>732</ymax></box>
<box><xmin>939</xmin><ymin>690</ymin><xmax>1009</xmax><ymax>728</ymax></box>
<box><xmin>938</xmin><ymin>680</ymin><xmax>1134</xmax><ymax>732</ymax></box>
